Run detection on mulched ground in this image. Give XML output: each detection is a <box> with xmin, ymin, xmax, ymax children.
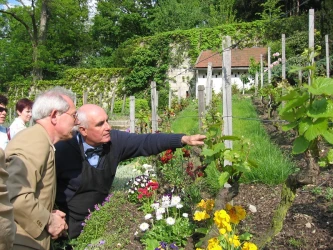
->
<box><xmin>231</xmin><ymin>98</ymin><xmax>333</xmax><ymax>250</ymax></box>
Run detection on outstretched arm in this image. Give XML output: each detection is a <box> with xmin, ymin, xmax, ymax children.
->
<box><xmin>181</xmin><ymin>134</ymin><xmax>206</xmax><ymax>146</ymax></box>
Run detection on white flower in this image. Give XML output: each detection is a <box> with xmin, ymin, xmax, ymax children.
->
<box><xmin>156</xmin><ymin>214</ymin><xmax>163</xmax><ymax>220</ymax></box>
<box><xmin>134</xmin><ymin>231</ymin><xmax>138</xmax><ymax>236</ymax></box>
<box><xmin>145</xmin><ymin>214</ymin><xmax>152</xmax><ymax>220</ymax></box>
<box><xmin>143</xmin><ymin>164</ymin><xmax>153</xmax><ymax>169</ymax></box>
<box><xmin>140</xmin><ymin>183</ymin><xmax>146</xmax><ymax>187</ymax></box>
<box><xmin>166</xmin><ymin>217</ymin><xmax>176</xmax><ymax>225</ymax></box>
<box><xmin>176</xmin><ymin>203</ymin><xmax>183</xmax><ymax>209</ymax></box>
<box><xmin>170</xmin><ymin>196</ymin><xmax>181</xmax><ymax>206</ymax></box>
<box><xmin>134</xmin><ymin>181</ymin><xmax>139</xmax><ymax>186</ymax></box>
<box><xmin>182</xmin><ymin>213</ymin><xmax>188</xmax><ymax>218</ymax></box>
<box><xmin>151</xmin><ymin>202</ymin><xmax>160</xmax><ymax>210</ymax></box>
<box><xmin>156</xmin><ymin>207</ymin><xmax>166</xmax><ymax>215</ymax></box>
<box><xmin>139</xmin><ymin>222</ymin><xmax>149</xmax><ymax>231</ymax></box>
<box><xmin>161</xmin><ymin>196</ymin><xmax>171</xmax><ymax>208</ymax></box>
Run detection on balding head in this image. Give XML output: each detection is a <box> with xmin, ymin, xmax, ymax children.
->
<box><xmin>77</xmin><ymin>104</ymin><xmax>111</xmax><ymax>146</ymax></box>
<box><xmin>77</xmin><ymin>104</ymin><xmax>105</xmax><ymax>128</ymax></box>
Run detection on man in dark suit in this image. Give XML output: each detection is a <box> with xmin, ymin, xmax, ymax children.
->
<box><xmin>55</xmin><ymin>104</ymin><xmax>206</xmax><ymax>239</ymax></box>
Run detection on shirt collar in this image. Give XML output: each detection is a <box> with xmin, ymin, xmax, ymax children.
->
<box><xmin>76</xmin><ymin>133</ymin><xmax>94</xmax><ymax>153</ymax></box>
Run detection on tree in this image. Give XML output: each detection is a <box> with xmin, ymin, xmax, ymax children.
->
<box><xmin>150</xmin><ymin>0</ymin><xmax>204</xmax><ymax>33</ymax></box>
<box><xmin>202</xmin><ymin>0</ymin><xmax>237</xmax><ymax>27</ymax></box>
<box><xmin>0</xmin><ymin>0</ymin><xmax>50</xmax><ymax>81</ymax></box>
<box><xmin>257</xmin><ymin>0</ymin><xmax>283</xmax><ymax>22</ymax></box>
<box><xmin>0</xmin><ymin>0</ymin><xmax>91</xmax><ymax>81</ymax></box>
<box><xmin>92</xmin><ymin>0</ymin><xmax>154</xmax><ymax>50</ymax></box>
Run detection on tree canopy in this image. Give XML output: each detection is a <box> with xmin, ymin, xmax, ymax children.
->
<box><xmin>0</xmin><ymin>0</ymin><xmax>331</xmax><ymax>87</ymax></box>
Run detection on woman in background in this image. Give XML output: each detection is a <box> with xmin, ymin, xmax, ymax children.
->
<box><xmin>9</xmin><ymin>98</ymin><xmax>33</xmax><ymax>139</ymax></box>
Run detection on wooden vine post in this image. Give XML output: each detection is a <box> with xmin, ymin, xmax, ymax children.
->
<box><xmin>268</xmin><ymin>47</ymin><xmax>271</xmax><ymax>84</ymax></box>
<box><xmin>325</xmin><ymin>34</ymin><xmax>330</xmax><ymax>78</ymax></box>
<box><xmin>206</xmin><ymin>62</ymin><xmax>212</xmax><ymax>107</ymax></box>
<box><xmin>260</xmin><ymin>54</ymin><xmax>264</xmax><ymax>88</ymax></box>
<box><xmin>308</xmin><ymin>9</ymin><xmax>315</xmax><ymax>85</ymax></box>
<box><xmin>198</xmin><ymin>85</ymin><xmax>205</xmax><ymax>132</ymax></box>
<box><xmin>151</xmin><ymin>81</ymin><xmax>158</xmax><ymax>133</ymax></box>
<box><xmin>121</xmin><ymin>94</ymin><xmax>126</xmax><ymax>115</ymax></box>
<box><xmin>222</xmin><ymin>35</ymin><xmax>233</xmax><ymax>166</ymax></box>
<box><xmin>129</xmin><ymin>96</ymin><xmax>135</xmax><ymax>133</ymax></box>
<box><xmin>282</xmin><ymin>34</ymin><xmax>286</xmax><ymax>80</ymax></box>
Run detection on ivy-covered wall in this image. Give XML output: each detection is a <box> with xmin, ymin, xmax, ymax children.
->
<box><xmin>4</xmin><ymin>68</ymin><xmax>129</xmax><ymax>110</ymax></box>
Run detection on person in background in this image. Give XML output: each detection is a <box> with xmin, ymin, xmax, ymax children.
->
<box><xmin>55</xmin><ymin>103</ymin><xmax>206</xmax><ymax>240</ymax></box>
<box><xmin>0</xmin><ymin>94</ymin><xmax>9</xmax><ymax>150</ymax></box>
<box><xmin>9</xmin><ymin>98</ymin><xmax>34</xmax><ymax>139</ymax></box>
<box><xmin>5</xmin><ymin>86</ymin><xmax>77</xmax><ymax>250</ymax></box>
<box><xmin>0</xmin><ymin>148</ymin><xmax>15</xmax><ymax>250</ymax></box>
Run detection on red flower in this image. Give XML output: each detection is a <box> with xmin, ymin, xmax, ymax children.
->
<box><xmin>182</xmin><ymin>148</ymin><xmax>190</xmax><ymax>158</ymax></box>
<box><xmin>147</xmin><ymin>181</ymin><xmax>159</xmax><ymax>190</ymax></box>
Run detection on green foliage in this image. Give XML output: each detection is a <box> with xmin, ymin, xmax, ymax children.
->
<box><xmin>310</xmin><ymin>186</ymin><xmax>322</xmax><ymax>195</ymax></box>
<box><xmin>150</xmin><ymin>0</ymin><xmax>204</xmax><ymax>33</ymax></box>
<box><xmin>257</xmin><ymin>0</ymin><xmax>282</xmax><ymax>22</ymax></box>
<box><xmin>325</xmin><ymin>188</ymin><xmax>333</xmax><ymax>201</ymax></box>
<box><xmin>279</xmin><ymin>77</ymin><xmax>333</xmax><ymax>155</ymax></box>
<box><xmin>112</xmin><ymin>98</ymin><xmax>149</xmax><ymax>115</ymax></box>
<box><xmin>71</xmin><ymin>192</ymin><xmax>143</xmax><ymax>250</ymax></box>
<box><xmin>3</xmin><ymin>68</ymin><xmax>129</xmax><ymax>110</ymax></box>
<box><xmin>91</xmin><ymin>0</ymin><xmax>153</xmax><ymax>50</ymax></box>
<box><xmin>200</xmin><ymin>100</ymin><xmax>257</xmax><ymax>192</ymax></box>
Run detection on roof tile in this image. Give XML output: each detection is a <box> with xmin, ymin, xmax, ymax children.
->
<box><xmin>195</xmin><ymin>47</ymin><xmax>268</xmax><ymax>68</ymax></box>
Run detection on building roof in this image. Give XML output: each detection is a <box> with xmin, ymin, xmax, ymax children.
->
<box><xmin>194</xmin><ymin>47</ymin><xmax>267</xmax><ymax>68</ymax></box>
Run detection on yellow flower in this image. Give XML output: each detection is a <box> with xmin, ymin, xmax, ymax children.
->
<box><xmin>228</xmin><ymin>235</ymin><xmax>241</xmax><ymax>247</ymax></box>
<box><xmin>219</xmin><ymin>228</ymin><xmax>226</xmax><ymax>235</ymax></box>
<box><xmin>226</xmin><ymin>203</ymin><xmax>246</xmax><ymax>224</ymax></box>
<box><xmin>193</xmin><ymin>210</ymin><xmax>210</xmax><ymax>221</ymax></box>
<box><xmin>242</xmin><ymin>242</ymin><xmax>258</xmax><ymax>250</ymax></box>
<box><xmin>197</xmin><ymin>199</ymin><xmax>206</xmax><ymax>209</ymax></box>
<box><xmin>197</xmin><ymin>199</ymin><xmax>215</xmax><ymax>212</ymax></box>
<box><xmin>205</xmin><ymin>199</ymin><xmax>215</xmax><ymax>212</ymax></box>
<box><xmin>213</xmin><ymin>210</ymin><xmax>231</xmax><ymax>231</ymax></box>
<box><xmin>207</xmin><ymin>238</ymin><xmax>222</xmax><ymax>250</ymax></box>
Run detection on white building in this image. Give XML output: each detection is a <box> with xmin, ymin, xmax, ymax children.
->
<box><xmin>194</xmin><ymin>47</ymin><xmax>267</xmax><ymax>96</ymax></box>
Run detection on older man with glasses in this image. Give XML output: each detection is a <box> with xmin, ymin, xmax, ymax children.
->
<box><xmin>5</xmin><ymin>86</ymin><xmax>78</xmax><ymax>250</ymax></box>
<box><xmin>0</xmin><ymin>94</ymin><xmax>9</xmax><ymax>150</ymax></box>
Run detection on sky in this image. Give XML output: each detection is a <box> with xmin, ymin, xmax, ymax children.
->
<box><xmin>3</xmin><ymin>0</ymin><xmax>97</xmax><ymax>17</ymax></box>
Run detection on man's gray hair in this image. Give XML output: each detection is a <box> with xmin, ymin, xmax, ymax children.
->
<box><xmin>32</xmin><ymin>86</ymin><xmax>75</xmax><ymax>121</ymax></box>
<box><xmin>76</xmin><ymin>110</ymin><xmax>88</xmax><ymax>128</ymax></box>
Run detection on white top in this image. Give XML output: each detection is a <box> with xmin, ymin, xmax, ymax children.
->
<box><xmin>0</xmin><ymin>126</ymin><xmax>8</xmax><ymax>150</ymax></box>
<box><xmin>9</xmin><ymin>117</ymin><xmax>27</xmax><ymax>139</ymax></box>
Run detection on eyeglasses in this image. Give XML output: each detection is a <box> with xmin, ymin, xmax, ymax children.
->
<box><xmin>0</xmin><ymin>107</ymin><xmax>8</xmax><ymax>113</ymax></box>
<box><xmin>63</xmin><ymin>111</ymin><xmax>78</xmax><ymax>120</ymax></box>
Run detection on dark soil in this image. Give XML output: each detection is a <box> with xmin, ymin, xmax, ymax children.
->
<box><xmin>232</xmin><ymin>98</ymin><xmax>333</xmax><ymax>250</ymax></box>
